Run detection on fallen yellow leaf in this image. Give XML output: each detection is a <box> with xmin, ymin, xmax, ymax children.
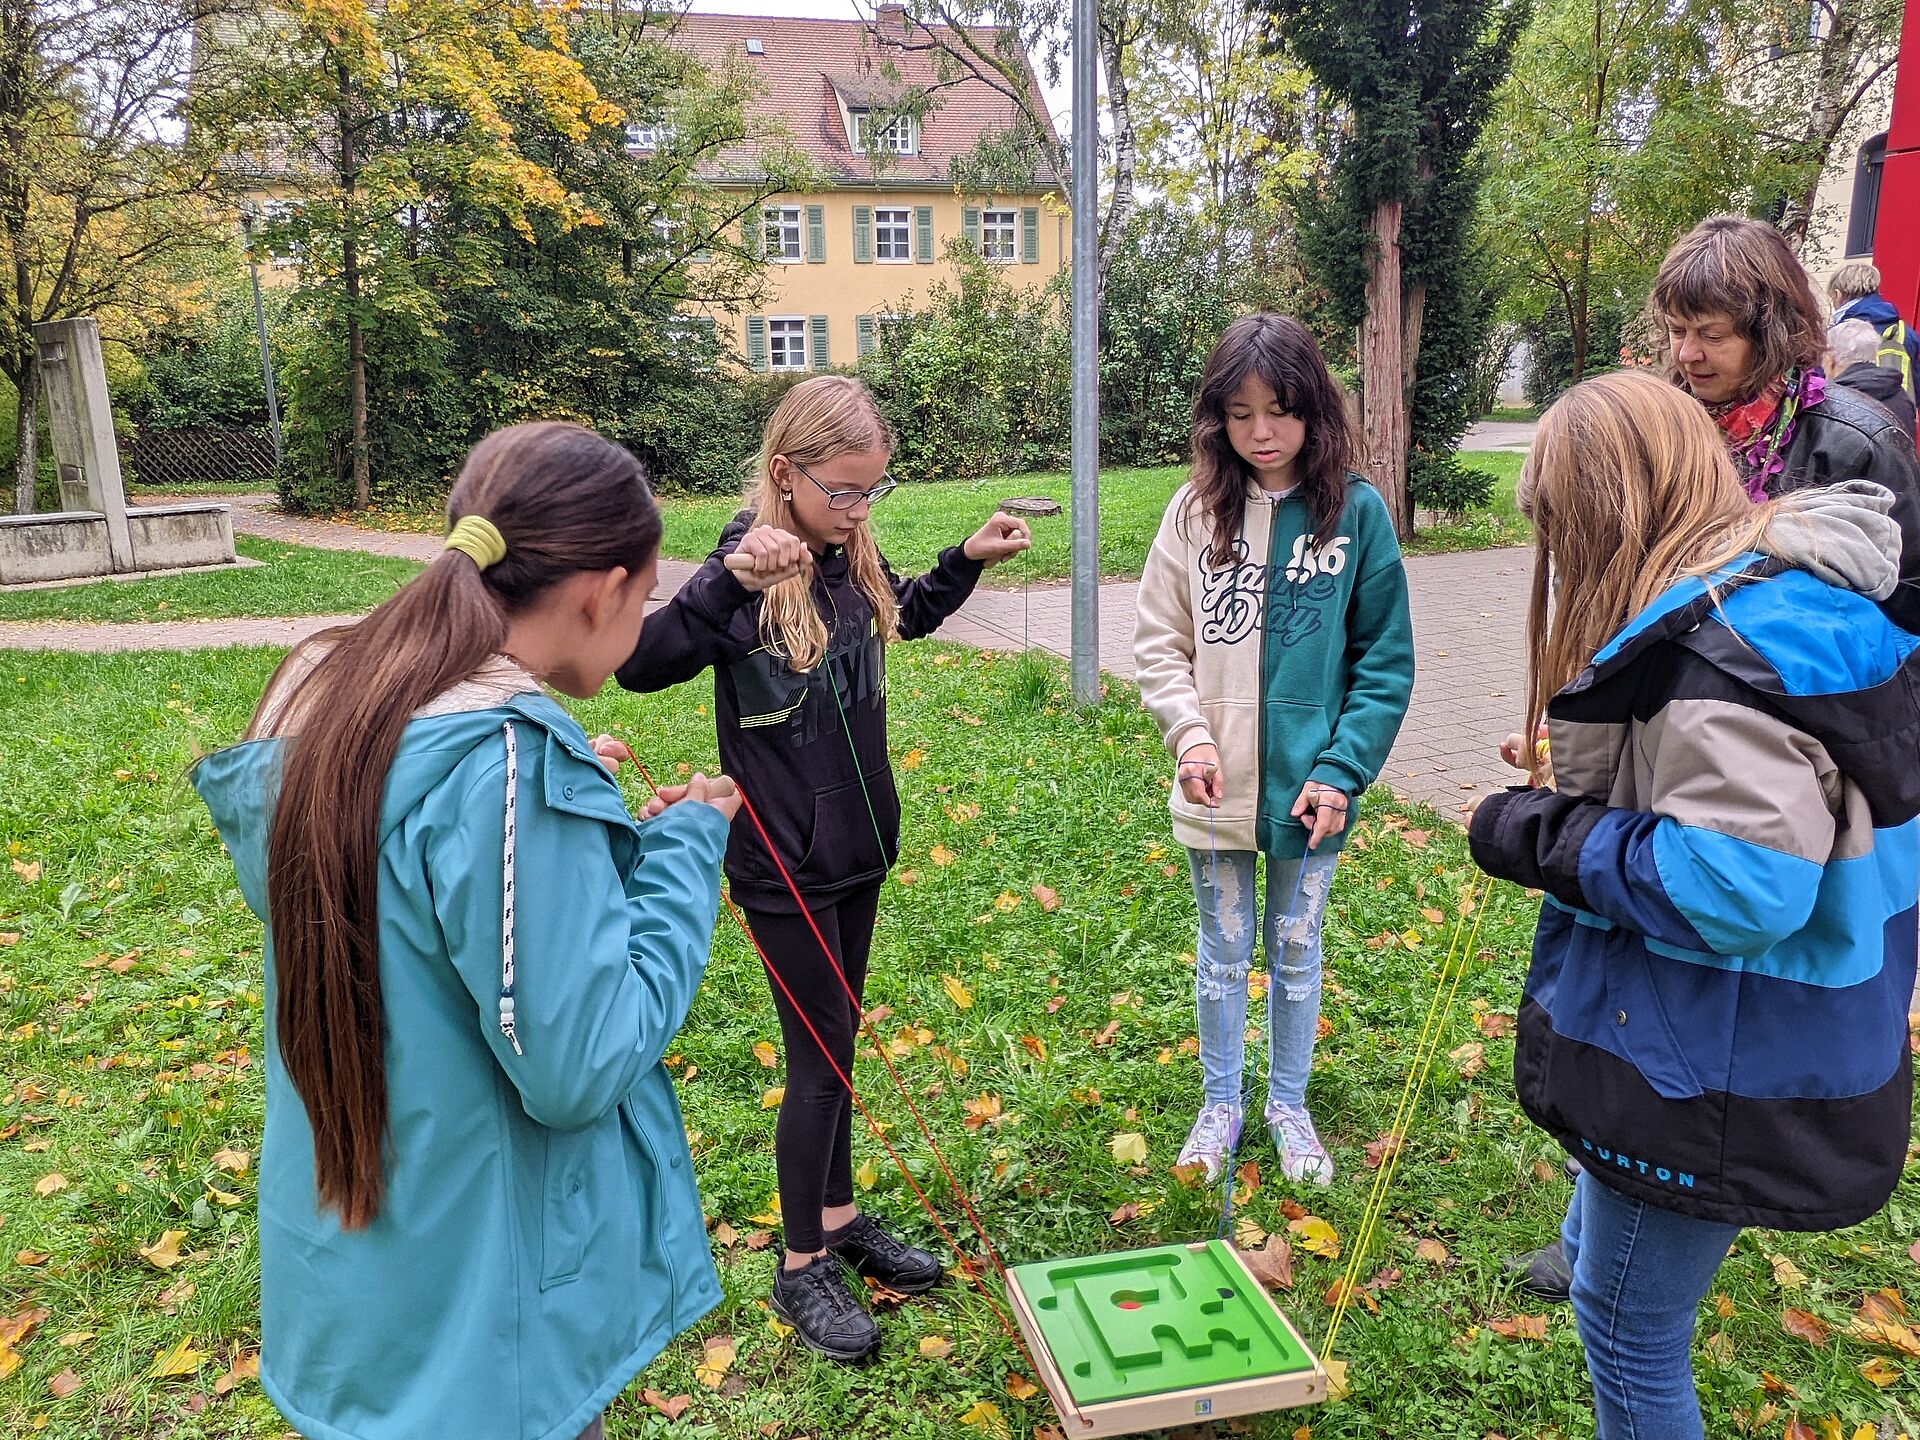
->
<box><xmin>32</xmin><ymin>1173</ymin><xmax>67</xmax><ymax>1197</ymax></box>
<box><xmin>855</xmin><ymin>1158</ymin><xmax>881</xmax><ymax>1191</ymax></box>
<box><xmin>210</xmin><ymin>1149</ymin><xmax>250</xmax><ymax>1176</ymax></box>
<box><xmin>930</xmin><ymin>843</ymin><xmax>957</xmax><ymax>866</ymax></box>
<box><xmin>206</xmin><ymin>1186</ymin><xmax>243</xmax><ymax>1207</ymax></box>
<box><xmin>0</xmin><ymin>1347</ymin><xmax>19</xmax><ymax>1381</ymax></box>
<box><xmin>1004</xmin><ymin>1373</ymin><xmax>1039</xmax><ymax>1400</ymax></box>
<box><xmin>943</xmin><ymin>975</ymin><xmax>974</xmax><ymax>1010</ymax></box>
<box><xmin>900</xmin><ymin>747</ymin><xmax>926</xmax><ymax>770</ymax></box>
<box><xmin>139</xmin><ymin>1230</ymin><xmax>188</xmax><ymax>1270</ymax></box>
<box><xmin>1767</xmin><ymin>1253</ymin><xmax>1808</xmax><ymax>1289</ymax></box>
<box><xmin>1323</xmin><ymin>1356</ymin><xmax>1349</xmax><ymax>1400</ymax></box>
<box><xmin>1287</xmin><ymin>1215</ymin><xmax>1341</xmax><ymax>1260</ymax></box>
<box><xmin>759</xmin><ymin>1087</ymin><xmax>785</xmax><ymax>1110</ymax></box>
<box><xmin>1110</xmin><ymin>1132</ymin><xmax>1148</xmax><ymax>1166</ymax></box>
<box><xmin>11</xmin><ymin>859</ymin><xmax>41</xmax><ymax>883</ymax></box>
<box><xmin>753</xmin><ymin>1041</ymin><xmax>778</xmax><ymax>1069</ymax></box>
<box><xmin>694</xmin><ymin>1334</ymin><xmax>736</xmax><ymax>1389</ymax></box>
<box><xmin>919</xmin><ymin>1335</ymin><xmax>954</xmax><ymax>1358</ymax></box>
<box><xmin>146</xmin><ymin>1335</ymin><xmax>206</xmax><ymax>1378</ymax></box>
<box><xmin>1859</xmin><ymin>1356</ymin><xmax>1901</xmax><ymax>1387</ymax></box>
<box><xmin>958</xmin><ymin>1400</ymin><xmax>1009</xmax><ymax>1438</ymax></box>
<box><xmin>992</xmin><ymin>891</ymin><xmax>1021</xmax><ymax>913</ymax></box>
<box><xmin>1414</xmin><ymin>1238</ymin><xmax>1451</xmax><ymax>1265</ymax></box>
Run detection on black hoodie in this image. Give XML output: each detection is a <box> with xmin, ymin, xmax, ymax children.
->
<box><xmin>617</xmin><ymin>512</ymin><xmax>985</xmax><ymax>912</ymax></box>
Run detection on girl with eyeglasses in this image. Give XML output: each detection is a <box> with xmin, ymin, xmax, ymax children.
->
<box><xmin>614</xmin><ymin>374</ymin><xmax>1029</xmax><ymax>1363</ymax></box>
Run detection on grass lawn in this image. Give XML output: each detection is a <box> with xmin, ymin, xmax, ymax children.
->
<box><xmin>353</xmin><ymin>453</ymin><xmax>1529</xmax><ymax>588</ymax></box>
<box><xmin>4</xmin><ymin>643</ymin><xmax>1916</xmax><ymax>1438</ymax></box>
<box><xmin>1404</xmin><ymin>453</ymin><xmax>1530</xmax><ymax>557</ymax></box>
<box><xmin>0</xmin><ymin>537</ymin><xmax>422</xmax><ymax>626</ymax></box>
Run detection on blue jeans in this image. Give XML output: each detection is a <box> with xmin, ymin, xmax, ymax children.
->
<box><xmin>1187</xmin><ymin>848</ymin><xmax>1337</xmax><ymax>1112</ymax></box>
<box><xmin>1561</xmin><ymin>1172</ymin><xmax>1742</xmax><ymax>1440</ymax></box>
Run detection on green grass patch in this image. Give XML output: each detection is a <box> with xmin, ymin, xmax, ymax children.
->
<box><xmin>3</xmin><ymin>644</ymin><xmax>1915</xmax><ymax>1436</ymax></box>
<box><xmin>1477</xmin><ymin>406</ymin><xmax>1541</xmax><ymax>423</ymax></box>
<box><xmin>0</xmin><ymin>536</ymin><xmax>420</xmax><ymax>625</ymax></box>
<box><xmin>1404</xmin><ymin>453</ymin><xmax>1531</xmax><ymax>557</ymax></box>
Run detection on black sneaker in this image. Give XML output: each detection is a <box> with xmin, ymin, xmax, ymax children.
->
<box><xmin>771</xmin><ymin>1254</ymin><xmax>880</xmax><ymax>1362</ymax></box>
<box><xmin>825</xmin><ymin>1213</ymin><xmax>943</xmax><ymax>1294</ymax></box>
<box><xmin>1502</xmin><ymin>1239</ymin><xmax>1573</xmax><ymax>1304</ymax></box>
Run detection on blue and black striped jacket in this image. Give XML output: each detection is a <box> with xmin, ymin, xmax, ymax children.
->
<box><xmin>1471</xmin><ymin>555</ymin><xmax>1920</xmax><ymax>1230</ymax></box>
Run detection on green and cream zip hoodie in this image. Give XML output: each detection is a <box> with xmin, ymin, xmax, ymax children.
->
<box><xmin>1133</xmin><ymin>475</ymin><xmax>1415</xmax><ymax>858</ymax></box>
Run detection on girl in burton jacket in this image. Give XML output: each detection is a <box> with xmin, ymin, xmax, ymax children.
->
<box><xmin>193</xmin><ymin>424</ymin><xmax>740</xmax><ymax>1440</ymax></box>
<box><xmin>1470</xmin><ymin>370</ymin><xmax>1920</xmax><ymax>1440</ymax></box>
<box><xmin>615</xmin><ymin>376</ymin><xmax>1031</xmax><ymax>1363</ymax></box>
<box><xmin>1134</xmin><ymin>314</ymin><xmax>1414</xmax><ymax>1188</ymax></box>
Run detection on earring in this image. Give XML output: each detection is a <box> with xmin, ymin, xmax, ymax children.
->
<box><xmin>781</xmin><ymin>491</ymin><xmax>792</xmax><ymax>501</ymax></box>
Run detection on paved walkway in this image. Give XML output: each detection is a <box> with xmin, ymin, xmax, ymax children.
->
<box><xmin>12</xmin><ymin>494</ymin><xmax>1532</xmax><ymax>816</ymax></box>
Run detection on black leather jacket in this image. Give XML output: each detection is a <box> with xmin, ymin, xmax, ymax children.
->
<box><xmin>1776</xmin><ymin>383</ymin><xmax>1920</xmax><ymax>632</ymax></box>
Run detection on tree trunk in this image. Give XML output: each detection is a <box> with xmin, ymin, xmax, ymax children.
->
<box><xmin>337</xmin><ymin>61</ymin><xmax>370</xmax><ymax>510</ymax></box>
<box><xmin>11</xmin><ymin>348</ymin><xmax>36</xmax><ymax>514</ymax></box>
<box><xmin>1096</xmin><ymin>13</ymin><xmax>1137</xmax><ymax>300</ymax></box>
<box><xmin>1779</xmin><ymin>0</ymin><xmax>1867</xmax><ymax>250</ymax></box>
<box><xmin>1363</xmin><ymin>199</ymin><xmax>1410</xmax><ymax>539</ymax></box>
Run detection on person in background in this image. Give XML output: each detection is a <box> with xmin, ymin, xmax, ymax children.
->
<box><xmin>1829</xmin><ymin>317</ymin><xmax>1917</xmax><ymax>443</ymax></box>
<box><xmin>1830</xmin><ymin>259</ymin><xmax>1918</xmax><ymax>397</ymax></box>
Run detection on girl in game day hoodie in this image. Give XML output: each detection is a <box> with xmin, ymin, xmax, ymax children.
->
<box><xmin>1134</xmin><ymin>314</ymin><xmax>1414</xmax><ymax>1190</ymax></box>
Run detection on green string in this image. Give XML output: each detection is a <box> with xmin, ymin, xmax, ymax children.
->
<box><xmin>825</xmin><ymin>655</ymin><xmax>890</xmax><ymax>868</ymax></box>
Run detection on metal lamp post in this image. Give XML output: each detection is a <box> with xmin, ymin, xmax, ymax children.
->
<box><xmin>1069</xmin><ymin>0</ymin><xmax>1101</xmax><ymax>705</ymax></box>
<box><xmin>237</xmin><ymin>202</ymin><xmax>285</xmax><ymax>473</ymax></box>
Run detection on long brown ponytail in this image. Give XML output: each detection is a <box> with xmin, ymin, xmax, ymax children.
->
<box><xmin>251</xmin><ymin>421</ymin><xmax>661</xmax><ymax>1229</ymax></box>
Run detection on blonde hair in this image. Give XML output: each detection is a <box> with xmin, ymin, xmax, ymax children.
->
<box><xmin>750</xmin><ymin>376</ymin><xmax>900</xmax><ymax>671</ymax></box>
<box><xmin>1519</xmin><ymin>369</ymin><xmax>1775</xmax><ymax>781</ymax></box>
<box><xmin>1828</xmin><ymin>260</ymin><xmax>1882</xmax><ymax>303</ymax></box>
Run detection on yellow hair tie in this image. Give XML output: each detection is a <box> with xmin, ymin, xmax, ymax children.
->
<box><xmin>445</xmin><ymin>515</ymin><xmax>507</xmax><ymax>570</ymax></box>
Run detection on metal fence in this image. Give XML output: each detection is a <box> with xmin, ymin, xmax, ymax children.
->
<box><xmin>127</xmin><ymin>426</ymin><xmax>276</xmax><ymax>488</ymax></box>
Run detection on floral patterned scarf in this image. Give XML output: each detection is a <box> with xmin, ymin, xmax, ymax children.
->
<box><xmin>1709</xmin><ymin>368</ymin><xmax>1827</xmax><ymax>502</ymax></box>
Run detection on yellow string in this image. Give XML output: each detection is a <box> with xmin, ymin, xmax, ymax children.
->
<box><xmin>1320</xmin><ymin>871</ymin><xmax>1492</xmax><ymax>1363</ymax></box>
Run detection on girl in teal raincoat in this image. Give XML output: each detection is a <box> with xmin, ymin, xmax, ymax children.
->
<box><xmin>194</xmin><ymin>422</ymin><xmax>808</xmax><ymax>1440</ymax></box>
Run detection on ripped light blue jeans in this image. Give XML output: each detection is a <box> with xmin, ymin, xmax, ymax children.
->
<box><xmin>1186</xmin><ymin>848</ymin><xmax>1338</xmax><ymax>1112</ymax></box>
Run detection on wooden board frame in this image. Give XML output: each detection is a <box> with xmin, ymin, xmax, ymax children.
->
<box><xmin>1005</xmin><ymin>1241</ymin><xmax>1329</xmax><ymax>1438</ymax></box>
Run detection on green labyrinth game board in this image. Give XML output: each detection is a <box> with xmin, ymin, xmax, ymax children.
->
<box><xmin>1006</xmin><ymin>1239</ymin><xmax>1328</xmax><ymax>1437</ymax></box>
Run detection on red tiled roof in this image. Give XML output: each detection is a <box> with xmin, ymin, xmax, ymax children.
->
<box><xmin>664</xmin><ymin>9</ymin><xmax>1062</xmax><ymax>191</ymax></box>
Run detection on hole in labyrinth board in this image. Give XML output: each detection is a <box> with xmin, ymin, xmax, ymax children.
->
<box><xmin>1218</xmin><ymin>1288</ymin><xmax>1236</xmax><ymax>1299</ymax></box>
<box><xmin>1111</xmin><ymin>1290</ymin><xmax>1148</xmax><ymax>1310</ymax></box>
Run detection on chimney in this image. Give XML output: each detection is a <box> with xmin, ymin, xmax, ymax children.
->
<box><xmin>874</xmin><ymin>4</ymin><xmax>908</xmax><ymax>34</ymax></box>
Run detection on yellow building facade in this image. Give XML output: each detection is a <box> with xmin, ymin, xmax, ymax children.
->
<box><xmin>707</xmin><ymin>189</ymin><xmax>1067</xmax><ymax>373</ymax></box>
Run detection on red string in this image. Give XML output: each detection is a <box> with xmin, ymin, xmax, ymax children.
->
<box><xmin>631</xmin><ymin>763</ymin><xmax>1055</xmax><ymax>1382</ymax></box>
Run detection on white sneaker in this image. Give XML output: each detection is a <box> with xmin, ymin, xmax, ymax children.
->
<box><xmin>1267</xmin><ymin>1102</ymin><xmax>1334</xmax><ymax>1187</ymax></box>
<box><xmin>1176</xmin><ymin>1102</ymin><xmax>1243</xmax><ymax>1183</ymax></box>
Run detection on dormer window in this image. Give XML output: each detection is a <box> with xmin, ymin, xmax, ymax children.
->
<box><xmin>851</xmin><ymin>110</ymin><xmax>917</xmax><ymax>156</ymax></box>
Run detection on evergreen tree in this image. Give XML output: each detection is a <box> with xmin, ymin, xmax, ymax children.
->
<box><xmin>1260</xmin><ymin>0</ymin><xmax>1529</xmax><ymax>534</ymax></box>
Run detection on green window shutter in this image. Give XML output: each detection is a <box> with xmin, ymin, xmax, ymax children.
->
<box><xmin>806</xmin><ymin>204</ymin><xmax>826</xmax><ymax>263</ymax></box>
<box><xmin>962</xmin><ymin>206</ymin><xmax>980</xmax><ymax>251</ymax></box>
<box><xmin>743</xmin><ymin>213</ymin><xmax>761</xmax><ymax>258</ymax></box>
<box><xmin>857</xmin><ymin>315</ymin><xmax>876</xmax><ymax>358</ymax></box>
<box><xmin>746</xmin><ymin>316</ymin><xmax>767</xmax><ymax>373</ymax></box>
<box><xmin>853</xmin><ymin>206</ymin><xmax>873</xmax><ymax>264</ymax></box>
<box><xmin>809</xmin><ymin>315</ymin><xmax>830</xmax><ymax>369</ymax></box>
<box><xmin>1022</xmin><ymin>207</ymin><xmax>1039</xmax><ymax>264</ymax></box>
<box><xmin>914</xmin><ymin>205</ymin><xmax>934</xmax><ymax>263</ymax></box>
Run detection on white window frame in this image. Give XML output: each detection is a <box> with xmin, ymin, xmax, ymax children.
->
<box><xmin>652</xmin><ymin>216</ymin><xmax>676</xmax><ymax>249</ymax></box>
<box><xmin>852</xmin><ymin>111</ymin><xmax>917</xmax><ymax>155</ymax></box>
<box><xmin>768</xmin><ymin>316</ymin><xmax>808</xmax><ymax>371</ymax></box>
<box><xmin>625</xmin><ymin>121</ymin><xmax>675</xmax><ymax>153</ymax></box>
<box><xmin>764</xmin><ymin>205</ymin><xmax>802</xmax><ymax>263</ymax></box>
<box><xmin>874</xmin><ymin>207</ymin><xmax>911</xmax><ymax>263</ymax></box>
<box><xmin>981</xmin><ymin>208</ymin><xmax>1017</xmax><ymax>264</ymax></box>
